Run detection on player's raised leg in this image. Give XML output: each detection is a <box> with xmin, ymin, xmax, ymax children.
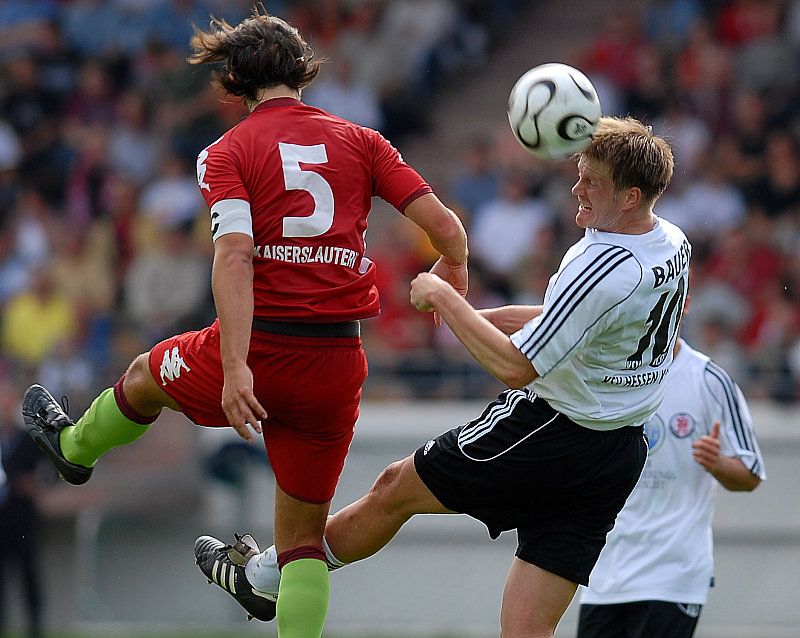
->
<box><xmin>324</xmin><ymin>455</ymin><xmax>454</xmax><ymax>562</ymax></box>
<box><xmin>243</xmin><ymin>454</ymin><xmax>454</xmax><ymax>598</ymax></box>
<box><xmin>23</xmin><ymin>352</ymin><xmax>175</xmax><ymax>484</ymax></box>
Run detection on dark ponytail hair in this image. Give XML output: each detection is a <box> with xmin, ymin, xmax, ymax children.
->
<box><xmin>188</xmin><ymin>6</ymin><xmax>321</xmax><ymax>103</ymax></box>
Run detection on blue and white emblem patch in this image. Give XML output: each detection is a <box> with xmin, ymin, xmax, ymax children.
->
<box><xmin>644</xmin><ymin>414</ymin><xmax>665</xmax><ymax>454</ymax></box>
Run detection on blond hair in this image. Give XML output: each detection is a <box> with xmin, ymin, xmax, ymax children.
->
<box><xmin>580</xmin><ymin>117</ymin><xmax>674</xmax><ymax>208</ymax></box>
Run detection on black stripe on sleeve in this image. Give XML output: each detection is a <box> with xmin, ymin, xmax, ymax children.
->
<box><xmin>705</xmin><ymin>361</ymin><xmax>756</xmax><ymax>455</ymax></box>
<box><xmin>517</xmin><ymin>245</ymin><xmax>635</xmax><ymax>360</ymax></box>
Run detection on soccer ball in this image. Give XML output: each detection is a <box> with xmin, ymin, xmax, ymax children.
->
<box><xmin>507</xmin><ymin>63</ymin><xmax>601</xmax><ymax>160</ymax></box>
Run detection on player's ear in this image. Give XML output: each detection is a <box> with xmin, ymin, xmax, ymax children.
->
<box><xmin>622</xmin><ymin>186</ymin><xmax>642</xmax><ymax>209</ymax></box>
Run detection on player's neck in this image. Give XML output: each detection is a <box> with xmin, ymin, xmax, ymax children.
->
<box><xmin>249</xmin><ymin>86</ymin><xmax>301</xmax><ymax>111</ymax></box>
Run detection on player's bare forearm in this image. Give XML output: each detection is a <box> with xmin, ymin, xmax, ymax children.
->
<box><xmin>710</xmin><ymin>455</ymin><xmax>761</xmax><ymax>492</ymax></box>
<box><xmin>410</xmin><ymin>273</ymin><xmax>537</xmax><ymax>388</ymax></box>
<box><xmin>212</xmin><ymin>235</ymin><xmax>255</xmax><ymax>369</ymax></box>
<box><xmin>479</xmin><ymin>305</ymin><xmax>543</xmax><ymax>335</ymax></box>
<box><xmin>211</xmin><ymin>233</ymin><xmax>266</xmax><ymax>440</ymax></box>
<box><xmin>404</xmin><ymin>193</ymin><xmax>468</xmax><ymax>265</ymax></box>
<box><xmin>692</xmin><ymin>422</ymin><xmax>760</xmax><ymax>491</ymax></box>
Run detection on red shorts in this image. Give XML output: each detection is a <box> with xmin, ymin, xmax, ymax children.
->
<box><xmin>149</xmin><ymin>319</ymin><xmax>368</xmax><ymax>503</ymax></box>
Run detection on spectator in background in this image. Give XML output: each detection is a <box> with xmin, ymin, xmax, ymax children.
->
<box><xmin>123</xmin><ymin>216</ymin><xmax>212</xmax><ymax>343</ymax></box>
<box><xmin>449</xmin><ymin>137</ymin><xmax>499</xmax><ymax>224</ymax></box>
<box><xmin>64</xmin><ymin>124</ymin><xmax>115</xmax><ymax>230</ymax></box>
<box><xmin>0</xmin><ymin>52</ymin><xmax>58</xmax><ymax>139</ymax></box>
<box><xmin>654</xmin><ymin>98</ymin><xmax>711</xmax><ymax>190</ymax></box>
<box><xmin>0</xmin><ymin>381</ymin><xmax>47</xmax><ymax>638</ymax></box>
<box><xmin>48</xmin><ymin>217</ymin><xmax>116</xmax><ymax>368</ymax></box>
<box><xmin>0</xmin><ymin>224</ymin><xmax>29</xmax><ymax>308</ymax></box>
<box><xmin>470</xmin><ymin>169</ymin><xmax>555</xmax><ymax>300</ymax></box>
<box><xmin>12</xmin><ymin>186</ymin><xmax>54</xmax><ymax>269</ymax></box>
<box><xmin>0</xmin><ymin>119</ymin><xmax>23</xmax><ymax>219</ymax></box>
<box><xmin>660</xmin><ymin>147</ymin><xmax>746</xmax><ymax>246</ymax></box>
<box><xmin>136</xmin><ymin>152</ymin><xmax>204</xmax><ymax>230</ymax></box>
<box><xmin>108</xmin><ymin>90</ymin><xmax>160</xmax><ymax>185</ymax></box>
<box><xmin>31</xmin><ymin>19</ymin><xmax>81</xmax><ymax>104</ymax></box>
<box><xmin>302</xmin><ymin>53</ymin><xmax>384</xmax><ymax>130</ymax></box>
<box><xmin>642</xmin><ymin>0</ymin><xmax>702</xmax><ymax>51</ymax></box>
<box><xmin>674</xmin><ymin>17</ymin><xmax>733</xmax><ymax>131</ymax></box>
<box><xmin>60</xmin><ymin>0</ymin><xmax>126</xmax><ymax>58</ymax></box>
<box><xmin>723</xmin><ymin>90</ymin><xmax>769</xmax><ymax>197</ymax></box>
<box><xmin>748</xmin><ymin>131</ymin><xmax>800</xmax><ymax>221</ymax></box>
<box><xmin>580</xmin><ymin>6</ymin><xmax>649</xmax><ymax>110</ymax></box>
<box><xmin>1</xmin><ymin>264</ymin><xmax>77</xmax><ymax>372</ymax></box>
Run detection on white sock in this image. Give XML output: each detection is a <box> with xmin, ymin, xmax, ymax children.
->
<box><xmin>245</xmin><ymin>545</ymin><xmax>281</xmax><ymax>595</ymax></box>
<box><xmin>245</xmin><ymin>536</ymin><xmax>348</xmax><ymax>595</ymax></box>
<box><xmin>323</xmin><ymin>536</ymin><xmax>347</xmax><ymax>571</ymax></box>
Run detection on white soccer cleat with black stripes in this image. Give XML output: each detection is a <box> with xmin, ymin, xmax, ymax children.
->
<box><xmin>194</xmin><ymin>533</ymin><xmax>277</xmax><ymax>621</ymax></box>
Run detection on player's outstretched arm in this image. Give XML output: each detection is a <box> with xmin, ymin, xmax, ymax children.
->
<box><xmin>479</xmin><ymin>305</ymin><xmax>543</xmax><ymax>335</ymax></box>
<box><xmin>411</xmin><ymin>273</ymin><xmax>537</xmax><ymax>389</ymax></box>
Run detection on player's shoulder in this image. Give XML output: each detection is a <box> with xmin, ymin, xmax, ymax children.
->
<box><xmin>656</xmin><ymin>215</ymin><xmax>689</xmax><ymax>242</ymax></box>
<box><xmin>563</xmin><ymin>239</ymin><xmax>644</xmax><ymax>293</ymax></box>
<box><xmin>679</xmin><ymin>340</ymin><xmax>738</xmax><ymax>391</ymax></box>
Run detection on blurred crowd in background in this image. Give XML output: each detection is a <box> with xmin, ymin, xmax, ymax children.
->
<box><xmin>1</xmin><ymin>0</ymin><xmax>800</xmax><ymax>412</ymax></box>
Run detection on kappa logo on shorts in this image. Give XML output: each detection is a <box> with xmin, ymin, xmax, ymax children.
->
<box><xmin>423</xmin><ymin>439</ymin><xmax>436</xmax><ymax>455</ymax></box>
<box><xmin>160</xmin><ymin>346</ymin><xmax>191</xmax><ymax>385</ymax></box>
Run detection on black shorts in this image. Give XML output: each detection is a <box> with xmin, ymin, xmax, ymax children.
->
<box><xmin>577</xmin><ymin>601</ymin><xmax>702</xmax><ymax>638</ymax></box>
<box><xmin>414</xmin><ymin>389</ymin><xmax>647</xmax><ymax>586</ymax></box>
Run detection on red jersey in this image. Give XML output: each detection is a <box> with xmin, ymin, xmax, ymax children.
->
<box><xmin>196</xmin><ymin>98</ymin><xmax>432</xmax><ymax>321</ymax></box>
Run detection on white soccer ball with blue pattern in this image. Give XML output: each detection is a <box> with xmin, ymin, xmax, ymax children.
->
<box><xmin>507</xmin><ymin>63</ymin><xmax>601</xmax><ymax>160</ymax></box>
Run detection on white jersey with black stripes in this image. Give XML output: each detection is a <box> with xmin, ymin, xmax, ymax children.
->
<box><xmin>580</xmin><ymin>338</ymin><xmax>766</xmax><ymax>605</ymax></box>
<box><xmin>510</xmin><ymin>216</ymin><xmax>690</xmax><ymax>430</ymax></box>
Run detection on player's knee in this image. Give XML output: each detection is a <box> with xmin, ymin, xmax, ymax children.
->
<box><xmin>121</xmin><ymin>352</ymin><xmax>173</xmax><ymax>414</ymax></box>
<box><xmin>367</xmin><ymin>458</ymin><xmax>419</xmax><ymax>514</ymax></box>
<box><xmin>124</xmin><ymin>353</ymin><xmax>153</xmax><ymax>389</ymax></box>
<box><xmin>370</xmin><ymin>460</ymin><xmax>405</xmax><ymax>496</ymax></box>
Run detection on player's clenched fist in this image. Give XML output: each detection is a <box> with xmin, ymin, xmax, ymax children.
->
<box><xmin>410</xmin><ymin>272</ymin><xmax>448</xmax><ymax>312</ymax></box>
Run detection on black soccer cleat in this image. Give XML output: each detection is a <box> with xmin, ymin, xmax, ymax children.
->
<box><xmin>22</xmin><ymin>384</ymin><xmax>93</xmax><ymax>485</ymax></box>
<box><xmin>195</xmin><ymin>533</ymin><xmax>276</xmax><ymax>622</ymax></box>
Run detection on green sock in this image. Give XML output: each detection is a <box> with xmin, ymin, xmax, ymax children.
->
<box><xmin>59</xmin><ymin>388</ymin><xmax>154</xmax><ymax>467</ymax></box>
<box><xmin>276</xmin><ymin>558</ymin><xmax>330</xmax><ymax>638</ymax></box>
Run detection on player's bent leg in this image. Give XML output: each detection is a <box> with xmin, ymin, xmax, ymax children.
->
<box><xmin>23</xmin><ymin>352</ymin><xmax>169</xmax><ymax>483</ymax></box>
<box><xmin>324</xmin><ymin>454</ymin><xmax>455</xmax><ymax>564</ymax></box>
<box><xmin>240</xmin><ymin>455</ymin><xmax>453</xmax><ymax>608</ymax></box>
<box><xmin>499</xmin><ymin>557</ymin><xmax>578</xmax><ymax>638</ymax></box>
<box><xmin>122</xmin><ymin>351</ymin><xmax>181</xmax><ymax>414</ymax></box>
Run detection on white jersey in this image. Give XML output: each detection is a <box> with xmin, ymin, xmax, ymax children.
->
<box><xmin>511</xmin><ymin>217</ymin><xmax>690</xmax><ymax>430</ymax></box>
<box><xmin>580</xmin><ymin>339</ymin><xmax>767</xmax><ymax>605</ymax></box>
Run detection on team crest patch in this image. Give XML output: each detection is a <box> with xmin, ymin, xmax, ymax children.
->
<box><xmin>643</xmin><ymin>414</ymin><xmax>665</xmax><ymax>454</ymax></box>
<box><xmin>669</xmin><ymin>412</ymin><xmax>695</xmax><ymax>438</ymax></box>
